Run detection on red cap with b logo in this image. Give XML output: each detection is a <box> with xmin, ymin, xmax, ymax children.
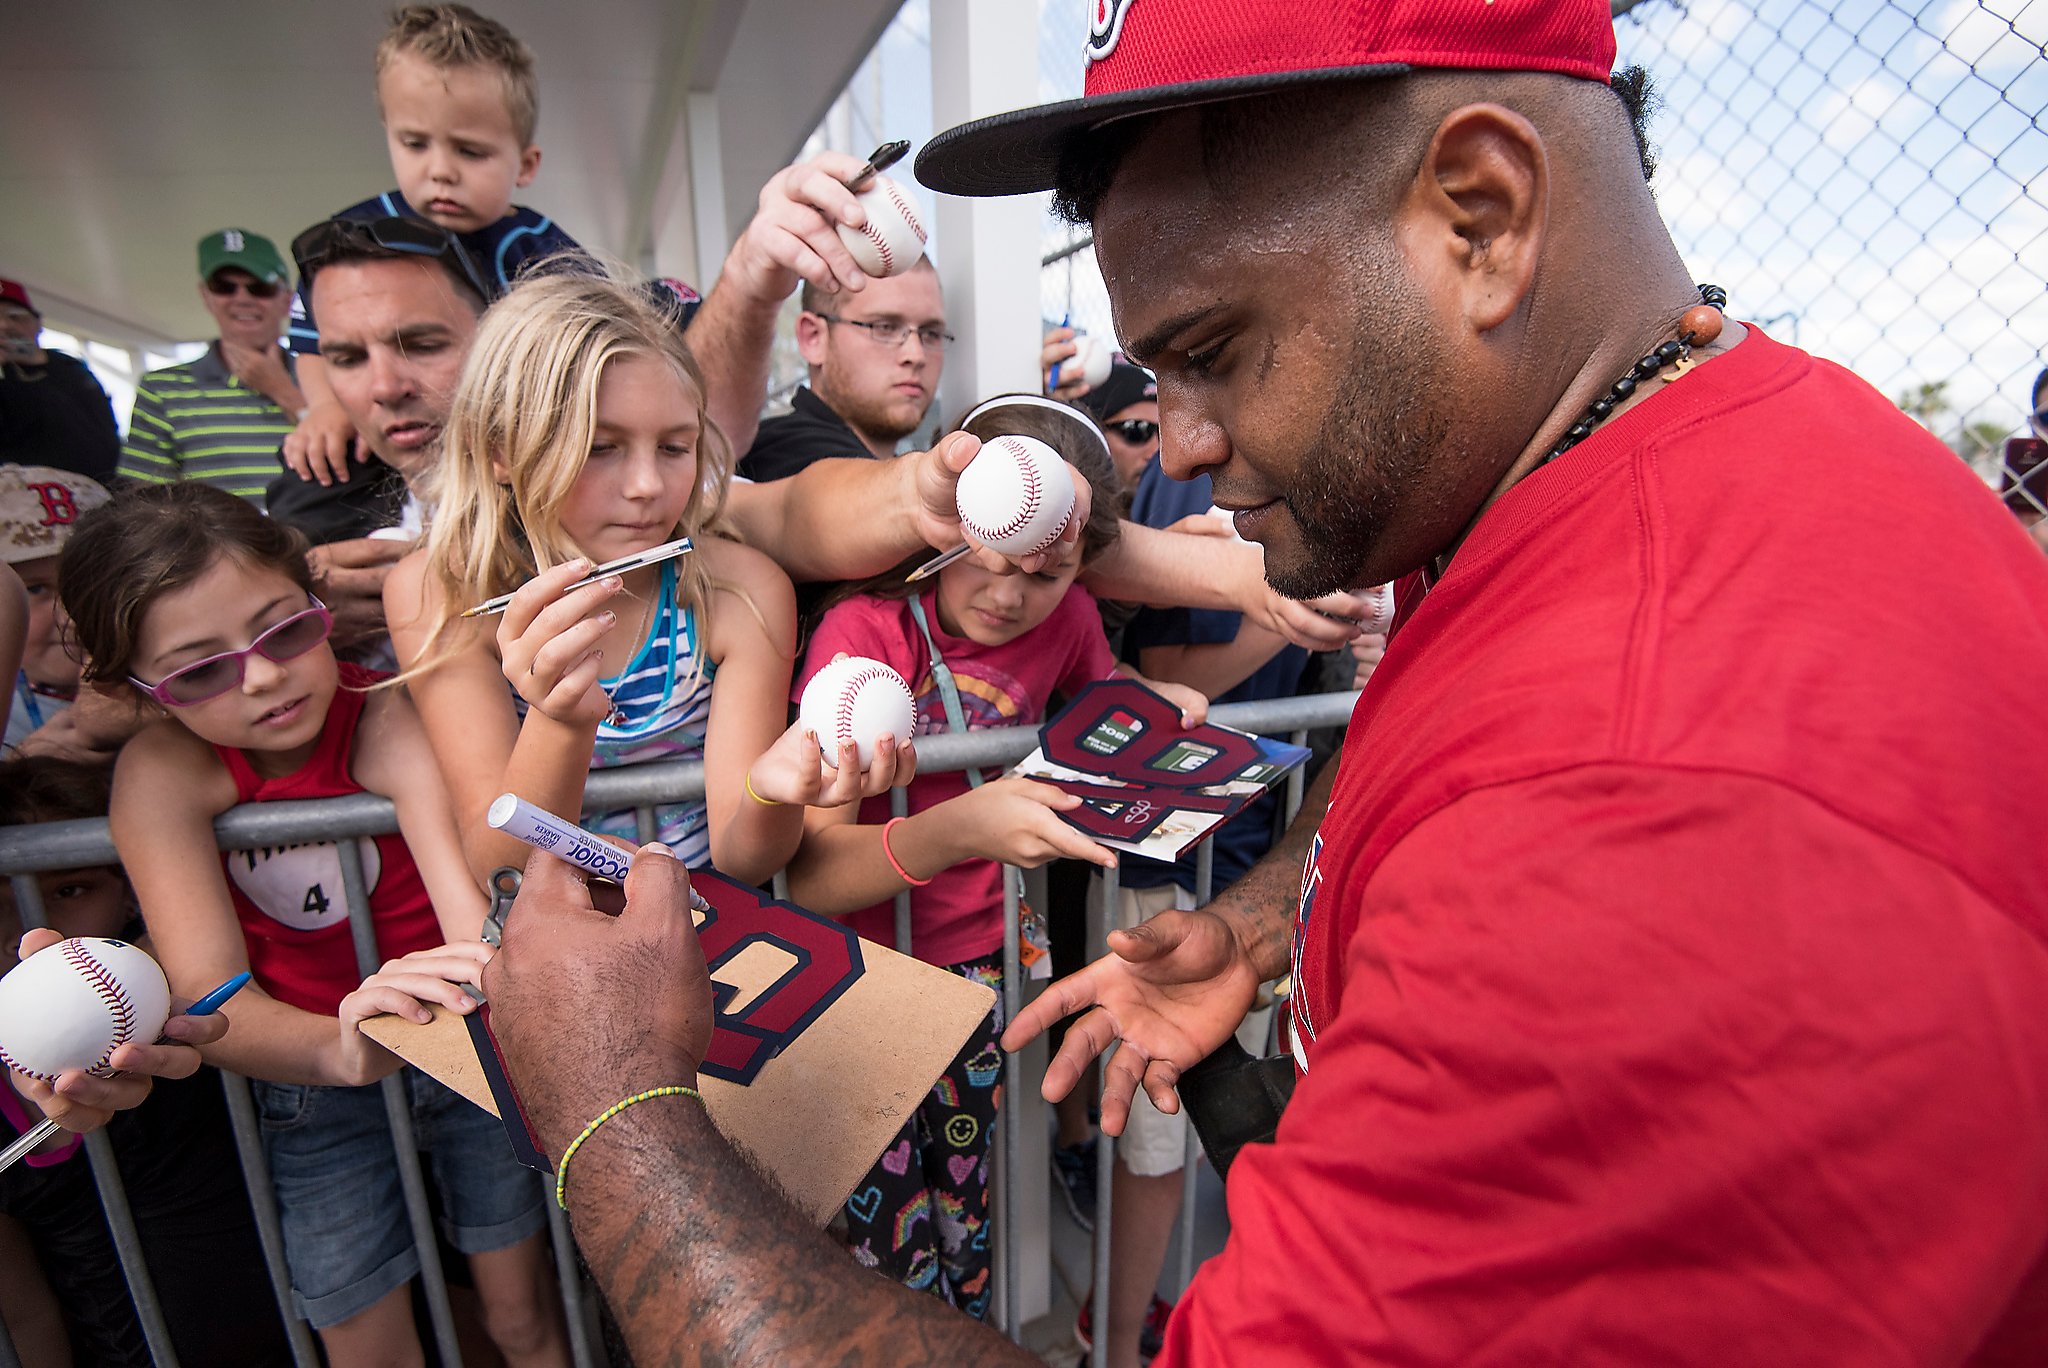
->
<box><xmin>919</xmin><ymin>0</ymin><xmax>1616</xmax><ymax>197</ymax></box>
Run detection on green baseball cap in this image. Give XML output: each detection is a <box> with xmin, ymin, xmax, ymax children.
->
<box><xmin>197</xmin><ymin>228</ymin><xmax>289</xmax><ymax>286</ymax></box>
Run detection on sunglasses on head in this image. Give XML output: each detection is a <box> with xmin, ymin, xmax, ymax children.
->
<box><xmin>128</xmin><ymin>598</ymin><xmax>334</xmax><ymax>707</ymax></box>
<box><xmin>1104</xmin><ymin>419</ymin><xmax>1160</xmax><ymax>446</ymax></box>
<box><xmin>206</xmin><ymin>274</ymin><xmax>283</xmax><ymax>300</ymax></box>
<box><xmin>291</xmin><ymin>215</ymin><xmax>493</xmax><ymax>306</ymax></box>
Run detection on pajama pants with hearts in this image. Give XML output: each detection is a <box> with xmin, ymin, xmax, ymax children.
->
<box><xmin>844</xmin><ymin>952</ymin><xmax>1004</xmax><ymax>1319</ymax></box>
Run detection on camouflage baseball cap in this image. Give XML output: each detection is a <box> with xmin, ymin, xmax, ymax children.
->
<box><xmin>0</xmin><ymin>465</ymin><xmax>112</xmax><ymax>564</ymax></box>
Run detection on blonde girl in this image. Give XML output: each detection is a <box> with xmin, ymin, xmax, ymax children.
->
<box><xmin>385</xmin><ymin>270</ymin><xmax>888</xmax><ymax>883</ymax></box>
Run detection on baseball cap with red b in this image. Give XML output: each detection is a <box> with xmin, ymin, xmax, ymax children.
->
<box><xmin>1</xmin><ymin>466</ymin><xmax>112</xmax><ymax>565</ymax></box>
<box><xmin>917</xmin><ymin>0</ymin><xmax>1617</xmax><ymax>197</ymax></box>
<box><xmin>0</xmin><ymin>279</ymin><xmax>39</xmax><ymax>317</ymax></box>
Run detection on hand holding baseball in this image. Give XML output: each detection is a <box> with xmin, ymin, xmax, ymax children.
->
<box><xmin>4</xmin><ymin>931</ymin><xmax>222</xmax><ymax>1137</ymax></box>
<box><xmin>747</xmin><ymin>714</ymin><xmax>918</xmax><ymax>810</ymax></box>
<box><xmin>725</xmin><ymin>152</ymin><xmax>877</xmax><ymax>302</ymax></box>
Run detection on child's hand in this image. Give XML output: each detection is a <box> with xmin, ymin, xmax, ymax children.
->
<box><xmin>335</xmin><ymin>942</ymin><xmax>494</xmax><ymax>1087</ymax></box>
<box><xmin>952</xmin><ymin>777</ymin><xmax>1118</xmax><ymax>870</ymax></box>
<box><xmin>496</xmin><ymin>559</ymin><xmax>625</xmax><ymax>728</ymax></box>
<box><xmin>1120</xmin><ymin>670</ymin><xmax>1210</xmax><ymax>729</ymax></box>
<box><xmin>747</xmin><ymin>720</ymin><xmax>919</xmax><ymax>809</ymax></box>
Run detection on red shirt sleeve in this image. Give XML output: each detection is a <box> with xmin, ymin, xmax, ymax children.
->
<box><xmin>1162</xmin><ymin>766</ymin><xmax>2048</xmax><ymax>1366</ymax></box>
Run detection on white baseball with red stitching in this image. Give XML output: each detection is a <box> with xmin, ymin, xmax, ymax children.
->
<box><xmin>835</xmin><ymin>175</ymin><xmax>929</xmax><ymax>279</ymax></box>
<box><xmin>800</xmin><ymin>656</ymin><xmax>916</xmax><ymax>770</ymax></box>
<box><xmin>0</xmin><ymin>938</ymin><xmax>172</xmax><ymax>1082</ymax></box>
<box><xmin>956</xmin><ymin>434</ymin><xmax>1078</xmax><ymax>558</ymax></box>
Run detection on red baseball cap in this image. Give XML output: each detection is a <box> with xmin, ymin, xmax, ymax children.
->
<box><xmin>917</xmin><ymin>0</ymin><xmax>1617</xmax><ymax>197</ymax></box>
<box><xmin>0</xmin><ymin>279</ymin><xmax>39</xmax><ymax>316</ymax></box>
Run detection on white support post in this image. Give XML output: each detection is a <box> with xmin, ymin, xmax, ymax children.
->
<box><xmin>929</xmin><ymin>0</ymin><xmax>1044</xmax><ymax>429</ymax></box>
<box><xmin>688</xmin><ymin>90</ymin><xmax>731</xmax><ymax>289</ymax></box>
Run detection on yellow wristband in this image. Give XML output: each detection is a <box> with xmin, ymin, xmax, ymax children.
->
<box><xmin>744</xmin><ymin>772</ymin><xmax>783</xmax><ymax>807</ymax></box>
<box><xmin>555</xmin><ymin>1085</ymin><xmax>702</xmax><ymax>1210</ymax></box>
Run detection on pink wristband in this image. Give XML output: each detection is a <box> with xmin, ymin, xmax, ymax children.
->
<box><xmin>881</xmin><ymin>817</ymin><xmax>933</xmax><ymax>887</ymax></box>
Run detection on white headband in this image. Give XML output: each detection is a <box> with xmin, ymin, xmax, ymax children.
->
<box><xmin>959</xmin><ymin>393</ymin><xmax>1113</xmax><ymax>464</ymax></box>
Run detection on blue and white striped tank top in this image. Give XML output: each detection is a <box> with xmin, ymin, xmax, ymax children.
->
<box><xmin>586</xmin><ymin>558</ymin><xmax>717</xmax><ymax>866</ymax></box>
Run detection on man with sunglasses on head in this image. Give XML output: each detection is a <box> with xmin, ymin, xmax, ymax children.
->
<box><xmin>117</xmin><ymin>230</ymin><xmax>304</xmax><ymax>510</ymax></box>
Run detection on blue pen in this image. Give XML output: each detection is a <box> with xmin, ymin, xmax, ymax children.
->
<box><xmin>0</xmin><ymin>971</ymin><xmax>253</xmax><ymax>1173</ymax></box>
<box><xmin>1049</xmin><ymin>311</ymin><xmax>1072</xmax><ymax>391</ymax></box>
<box><xmin>185</xmin><ymin>972</ymin><xmax>252</xmax><ymax>1017</ymax></box>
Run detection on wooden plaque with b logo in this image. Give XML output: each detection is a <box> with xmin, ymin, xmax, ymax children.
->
<box><xmin>361</xmin><ymin>871</ymin><xmax>994</xmax><ymax>1224</ymax></box>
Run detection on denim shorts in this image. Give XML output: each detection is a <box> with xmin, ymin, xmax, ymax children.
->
<box><xmin>253</xmin><ymin>1068</ymin><xmax>546</xmax><ymax>1330</ymax></box>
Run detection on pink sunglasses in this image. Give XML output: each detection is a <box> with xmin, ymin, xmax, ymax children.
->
<box><xmin>128</xmin><ymin>598</ymin><xmax>333</xmax><ymax>707</ymax></box>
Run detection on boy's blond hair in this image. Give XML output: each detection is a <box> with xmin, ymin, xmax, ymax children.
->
<box><xmin>376</xmin><ymin>4</ymin><xmax>539</xmax><ymax>146</ymax></box>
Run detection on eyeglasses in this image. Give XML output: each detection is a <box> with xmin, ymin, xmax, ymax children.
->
<box><xmin>810</xmin><ymin>312</ymin><xmax>955</xmax><ymax>352</ymax></box>
<box><xmin>206</xmin><ymin>274</ymin><xmax>283</xmax><ymax>300</ymax></box>
<box><xmin>291</xmin><ymin>215</ymin><xmax>493</xmax><ymax>307</ymax></box>
<box><xmin>128</xmin><ymin>598</ymin><xmax>334</xmax><ymax>707</ymax></box>
<box><xmin>1103</xmin><ymin>419</ymin><xmax>1160</xmax><ymax>446</ymax></box>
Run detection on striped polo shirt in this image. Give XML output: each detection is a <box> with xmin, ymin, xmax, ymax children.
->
<box><xmin>118</xmin><ymin>343</ymin><xmax>293</xmax><ymax>508</ymax></box>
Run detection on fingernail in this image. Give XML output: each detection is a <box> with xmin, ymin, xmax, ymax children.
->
<box><xmin>600</xmin><ymin>611</ymin><xmax>617</xmax><ymax>626</ymax></box>
<box><xmin>603</xmin><ymin>575</ymin><xmax>623</xmax><ymax>591</ymax></box>
<box><xmin>638</xmin><ymin>842</ymin><xmax>677</xmax><ymax>860</ymax></box>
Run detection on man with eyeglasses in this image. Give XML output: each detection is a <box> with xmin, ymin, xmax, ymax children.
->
<box><xmin>117</xmin><ymin>230</ymin><xmax>305</xmax><ymax>509</ymax></box>
<box><xmin>738</xmin><ymin>257</ymin><xmax>951</xmax><ymax>481</ymax></box>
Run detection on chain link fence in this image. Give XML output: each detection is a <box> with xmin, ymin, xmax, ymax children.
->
<box><xmin>1037</xmin><ymin>0</ymin><xmax>2048</xmax><ymax>511</ymax></box>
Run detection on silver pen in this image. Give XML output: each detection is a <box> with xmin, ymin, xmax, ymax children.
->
<box><xmin>461</xmin><ymin>537</ymin><xmax>695</xmax><ymax>618</ymax></box>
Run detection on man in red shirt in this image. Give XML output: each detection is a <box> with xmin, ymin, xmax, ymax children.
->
<box><xmin>477</xmin><ymin>2</ymin><xmax>2048</xmax><ymax>1364</ymax></box>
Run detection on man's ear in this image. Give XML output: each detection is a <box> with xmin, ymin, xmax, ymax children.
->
<box><xmin>1402</xmin><ymin>103</ymin><xmax>1547</xmax><ymax>336</ymax></box>
<box><xmin>794</xmin><ymin>311</ymin><xmax>830</xmax><ymax>369</ymax></box>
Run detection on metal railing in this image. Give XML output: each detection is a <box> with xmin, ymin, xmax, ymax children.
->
<box><xmin>0</xmin><ymin>690</ymin><xmax>1358</xmax><ymax>1365</ymax></box>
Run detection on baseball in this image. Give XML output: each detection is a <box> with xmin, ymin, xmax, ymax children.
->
<box><xmin>957</xmin><ymin>434</ymin><xmax>1077</xmax><ymax>558</ymax></box>
<box><xmin>1067</xmin><ymin>334</ymin><xmax>1113</xmax><ymax>392</ymax></box>
<box><xmin>0</xmin><ymin>938</ymin><xmax>172</xmax><ymax>1081</ymax></box>
<box><xmin>837</xmin><ymin>175</ymin><xmax>928</xmax><ymax>279</ymax></box>
<box><xmin>801</xmin><ymin>656</ymin><xmax>917</xmax><ymax>770</ymax></box>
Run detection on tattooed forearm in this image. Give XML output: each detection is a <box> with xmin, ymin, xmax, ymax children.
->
<box><xmin>1214</xmin><ymin>750</ymin><xmax>1337</xmax><ymax>982</ymax></box>
<box><xmin>567</xmin><ymin>1101</ymin><xmax>1041</xmax><ymax>1367</ymax></box>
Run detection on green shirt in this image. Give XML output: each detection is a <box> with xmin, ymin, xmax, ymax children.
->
<box><xmin>117</xmin><ymin>344</ymin><xmax>294</xmax><ymax>508</ymax></box>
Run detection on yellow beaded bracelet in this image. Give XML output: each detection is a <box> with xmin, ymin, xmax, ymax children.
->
<box><xmin>555</xmin><ymin>1085</ymin><xmax>702</xmax><ymax>1210</ymax></box>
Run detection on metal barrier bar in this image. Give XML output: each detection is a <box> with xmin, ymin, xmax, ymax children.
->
<box><xmin>0</xmin><ymin>694</ymin><xmax>1361</xmax><ymax>876</ymax></box>
<box><xmin>890</xmin><ymin>786</ymin><xmax>913</xmax><ymax>957</ymax></box>
<box><xmin>544</xmin><ymin>1198</ymin><xmax>597</xmax><ymax>1367</ymax></box>
<box><xmin>336</xmin><ymin>837</ymin><xmax>465</xmax><ymax>1367</ymax></box>
<box><xmin>1178</xmin><ymin>839</ymin><xmax>1217</xmax><ymax>1297</ymax></box>
<box><xmin>634</xmin><ymin>804</ymin><xmax>657</xmax><ymax>846</ymax></box>
<box><xmin>1000</xmin><ymin>861</ymin><xmax>1023</xmax><ymax>1339</ymax></box>
<box><xmin>1090</xmin><ymin>860</ymin><xmax>1117</xmax><ymax>1368</ymax></box>
<box><xmin>218</xmin><ymin>1069</ymin><xmax>323</xmax><ymax>1367</ymax></box>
